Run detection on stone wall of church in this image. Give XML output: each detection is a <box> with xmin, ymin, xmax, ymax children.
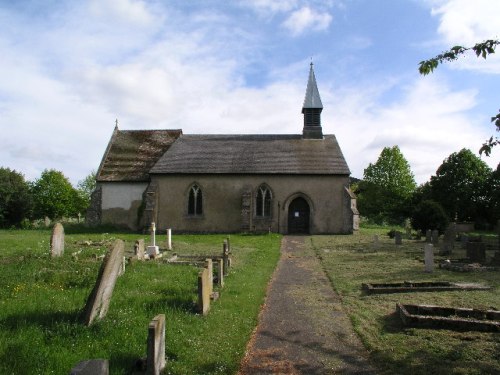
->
<box><xmin>100</xmin><ymin>182</ymin><xmax>149</xmax><ymax>230</ymax></box>
<box><xmin>152</xmin><ymin>174</ymin><xmax>352</xmax><ymax>234</ymax></box>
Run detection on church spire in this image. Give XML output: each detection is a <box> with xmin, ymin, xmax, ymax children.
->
<box><xmin>302</xmin><ymin>62</ymin><xmax>324</xmax><ymax>139</ymax></box>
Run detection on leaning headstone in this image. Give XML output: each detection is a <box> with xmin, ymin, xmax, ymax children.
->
<box><xmin>198</xmin><ymin>268</ymin><xmax>210</xmax><ymax>315</ymax></box>
<box><xmin>431</xmin><ymin>230</ymin><xmax>439</xmax><ymax>245</ymax></box>
<box><xmin>424</xmin><ymin>244</ymin><xmax>434</xmax><ymax>273</ymax></box>
<box><xmin>425</xmin><ymin>229</ymin><xmax>432</xmax><ymax>243</ymax></box>
<box><xmin>466</xmin><ymin>242</ymin><xmax>486</xmax><ymax>263</ymax></box>
<box><xmin>395</xmin><ymin>232</ymin><xmax>402</xmax><ymax>245</ymax></box>
<box><xmin>166</xmin><ymin>228</ymin><xmax>172</xmax><ymax>251</ymax></box>
<box><xmin>70</xmin><ymin>359</ymin><xmax>109</xmax><ymax>375</ymax></box>
<box><xmin>205</xmin><ymin>258</ymin><xmax>213</xmax><ymax>296</ymax></box>
<box><xmin>50</xmin><ymin>223</ymin><xmax>64</xmax><ymax>257</ymax></box>
<box><xmin>147</xmin><ymin>314</ymin><xmax>166</xmax><ymax>375</ymax></box>
<box><xmin>134</xmin><ymin>239</ymin><xmax>145</xmax><ymax>260</ymax></box>
<box><xmin>82</xmin><ymin>240</ymin><xmax>125</xmax><ymax>326</ymax></box>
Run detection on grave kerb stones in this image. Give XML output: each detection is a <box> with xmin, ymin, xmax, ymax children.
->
<box><xmin>50</xmin><ymin>222</ymin><xmax>65</xmax><ymax>257</ymax></box>
<box><xmin>198</xmin><ymin>267</ymin><xmax>211</xmax><ymax>315</ymax></box>
<box><xmin>147</xmin><ymin>314</ymin><xmax>166</xmax><ymax>375</ymax></box>
<box><xmin>424</xmin><ymin>244</ymin><xmax>434</xmax><ymax>273</ymax></box>
<box><xmin>147</xmin><ymin>222</ymin><xmax>159</xmax><ymax>256</ymax></box>
<box><xmin>82</xmin><ymin>240</ymin><xmax>125</xmax><ymax>326</ymax></box>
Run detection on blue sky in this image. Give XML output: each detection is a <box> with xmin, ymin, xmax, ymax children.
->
<box><xmin>0</xmin><ymin>0</ymin><xmax>498</xmax><ymax>185</ymax></box>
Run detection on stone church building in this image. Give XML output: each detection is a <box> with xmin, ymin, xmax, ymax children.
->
<box><xmin>88</xmin><ymin>64</ymin><xmax>358</xmax><ymax>234</ymax></box>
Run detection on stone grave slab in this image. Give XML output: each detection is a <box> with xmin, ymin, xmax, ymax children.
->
<box><xmin>70</xmin><ymin>359</ymin><xmax>109</xmax><ymax>375</ymax></box>
<box><xmin>362</xmin><ymin>281</ymin><xmax>490</xmax><ymax>294</ymax></box>
<box><xmin>50</xmin><ymin>222</ymin><xmax>64</xmax><ymax>257</ymax></box>
<box><xmin>397</xmin><ymin>303</ymin><xmax>500</xmax><ymax>332</ymax></box>
<box><xmin>82</xmin><ymin>240</ymin><xmax>125</xmax><ymax>326</ymax></box>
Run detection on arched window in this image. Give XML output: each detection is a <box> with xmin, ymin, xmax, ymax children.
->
<box><xmin>188</xmin><ymin>184</ymin><xmax>203</xmax><ymax>215</ymax></box>
<box><xmin>256</xmin><ymin>185</ymin><xmax>272</xmax><ymax>217</ymax></box>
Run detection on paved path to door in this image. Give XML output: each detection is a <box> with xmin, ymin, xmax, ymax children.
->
<box><xmin>239</xmin><ymin>236</ymin><xmax>376</xmax><ymax>374</ymax></box>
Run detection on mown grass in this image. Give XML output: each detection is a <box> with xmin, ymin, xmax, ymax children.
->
<box><xmin>0</xmin><ymin>229</ymin><xmax>282</xmax><ymax>374</ymax></box>
<box><xmin>310</xmin><ymin>227</ymin><xmax>500</xmax><ymax>375</ymax></box>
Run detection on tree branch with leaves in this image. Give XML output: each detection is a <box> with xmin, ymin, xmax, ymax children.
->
<box><xmin>419</xmin><ymin>39</ymin><xmax>499</xmax><ymax>156</ymax></box>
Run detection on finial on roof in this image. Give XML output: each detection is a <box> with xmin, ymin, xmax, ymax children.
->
<box><xmin>114</xmin><ymin>119</ymin><xmax>119</xmax><ymax>130</ymax></box>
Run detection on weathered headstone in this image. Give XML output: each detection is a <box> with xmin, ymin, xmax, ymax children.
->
<box><xmin>70</xmin><ymin>359</ymin><xmax>109</xmax><ymax>375</ymax></box>
<box><xmin>395</xmin><ymin>232</ymin><xmax>402</xmax><ymax>245</ymax></box>
<box><xmin>50</xmin><ymin>222</ymin><xmax>64</xmax><ymax>257</ymax></box>
<box><xmin>466</xmin><ymin>242</ymin><xmax>486</xmax><ymax>263</ymax></box>
<box><xmin>135</xmin><ymin>239</ymin><xmax>145</xmax><ymax>260</ymax></box>
<box><xmin>147</xmin><ymin>314</ymin><xmax>166</xmax><ymax>375</ymax></box>
<box><xmin>166</xmin><ymin>228</ymin><xmax>172</xmax><ymax>251</ymax></box>
<box><xmin>217</xmin><ymin>260</ymin><xmax>224</xmax><ymax>288</ymax></box>
<box><xmin>222</xmin><ymin>241</ymin><xmax>230</xmax><ymax>277</ymax></box>
<box><xmin>198</xmin><ymin>268</ymin><xmax>210</xmax><ymax>315</ymax></box>
<box><xmin>82</xmin><ymin>240</ymin><xmax>125</xmax><ymax>326</ymax></box>
<box><xmin>431</xmin><ymin>230</ymin><xmax>439</xmax><ymax>245</ymax></box>
<box><xmin>205</xmin><ymin>258</ymin><xmax>213</xmax><ymax>296</ymax></box>
<box><xmin>424</xmin><ymin>244</ymin><xmax>434</xmax><ymax>273</ymax></box>
<box><xmin>425</xmin><ymin>229</ymin><xmax>432</xmax><ymax>243</ymax></box>
<box><xmin>147</xmin><ymin>222</ymin><xmax>159</xmax><ymax>257</ymax></box>
<box><xmin>441</xmin><ymin>224</ymin><xmax>456</xmax><ymax>255</ymax></box>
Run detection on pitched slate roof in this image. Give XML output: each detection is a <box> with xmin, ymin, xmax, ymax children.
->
<box><xmin>96</xmin><ymin>128</ymin><xmax>182</xmax><ymax>182</ymax></box>
<box><xmin>150</xmin><ymin>134</ymin><xmax>350</xmax><ymax>175</ymax></box>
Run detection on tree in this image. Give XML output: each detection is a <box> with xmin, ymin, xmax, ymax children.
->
<box><xmin>76</xmin><ymin>170</ymin><xmax>96</xmax><ymax>212</ymax></box>
<box><xmin>429</xmin><ymin>149</ymin><xmax>492</xmax><ymax>223</ymax></box>
<box><xmin>0</xmin><ymin>167</ymin><xmax>32</xmax><ymax>227</ymax></box>
<box><xmin>357</xmin><ymin>146</ymin><xmax>417</xmax><ymax>224</ymax></box>
<box><xmin>419</xmin><ymin>39</ymin><xmax>500</xmax><ymax>156</ymax></box>
<box><xmin>411</xmin><ymin>200</ymin><xmax>449</xmax><ymax>234</ymax></box>
<box><xmin>31</xmin><ymin>169</ymin><xmax>82</xmax><ymax>220</ymax></box>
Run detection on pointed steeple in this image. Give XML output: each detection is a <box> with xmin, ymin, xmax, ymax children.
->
<box><xmin>302</xmin><ymin>63</ymin><xmax>324</xmax><ymax>139</ymax></box>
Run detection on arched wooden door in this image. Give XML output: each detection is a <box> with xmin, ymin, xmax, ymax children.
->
<box><xmin>288</xmin><ymin>197</ymin><xmax>310</xmax><ymax>234</ymax></box>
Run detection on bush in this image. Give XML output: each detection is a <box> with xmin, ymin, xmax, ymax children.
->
<box><xmin>411</xmin><ymin>200</ymin><xmax>449</xmax><ymax>234</ymax></box>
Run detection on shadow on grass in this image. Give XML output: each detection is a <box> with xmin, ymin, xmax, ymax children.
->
<box><xmin>141</xmin><ymin>286</ymin><xmax>197</xmax><ymax>314</ymax></box>
<box><xmin>0</xmin><ymin>309</ymin><xmax>81</xmax><ymax>331</ymax></box>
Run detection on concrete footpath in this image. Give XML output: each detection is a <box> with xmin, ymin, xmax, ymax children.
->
<box><xmin>239</xmin><ymin>236</ymin><xmax>376</xmax><ymax>374</ymax></box>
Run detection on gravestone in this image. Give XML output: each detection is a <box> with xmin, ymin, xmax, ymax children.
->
<box><xmin>372</xmin><ymin>235</ymin><xmax>380</xmax><ymax>250</ymax></box>
<box><xmin>441</xmin><ymin>224</ymin><xmax>456</xmax><ymax>255</ymax></box>
<box><xmin>431</xmin><ymin>230</ymin><xmax>439</xmax><ymax>245</ymax></box>
<box><xmin>205</xmin><ymin>258</ymin><xmax>213</xmax><ymax>296</ymax></box>
<box><xmin>44</xmin><ymin>216</ymin><xmax>51</xmax><ymax>227</ymax></box>
<box><xmin>70</xmin><ymin>359</ymin><xmax>109</xmax><ymax>375</ymax></box>
<box><xmin>466</xmin><ymin>242</ymin><xmax>486</xmax><ymax>263</ymax></box>
<box><xmin>147</xmin><ymin>222</ymin><xmax>160</xmax><ymax>257</ymax></box>
<box><xmin>134</xmin><ymin>239</ymin><xmax>145</xmax><ymax>260</ymax></box>
<box><xmin>50</xmin><ymin>223</ymin><xmax>64</xmax><ymax>257</ymax></box>
<box><xmin>424</xmin><ymin>244</ymin><xmax>434</xmax><ymax>273</ymax></box>
<box><xmin>147</xmin><ymin>314</ymin><xmax>166</xmax><ymax>375</ymax></box>
<box><xmin>166</xmin><ymin>228</ymin><xmax>172</xmax><ymax>250</ymax></box>
<box><xmin>226</xmin><ymin>236</ymin><xmax>231</xmax><ymax>253</ymax></box>
<box><xmin>425</xmin><ymin>229</ymin><xmax>432</xmax><ymax>243</ymax></box>
<box><xmin>217</xmin><ymin>260</ymin><xmax>224</xmax><ymax>288</ymax></box>
<box><xmin>395</xmin><ymin>232</ymin><xmax>402</xmax><ymax>245</ymax></box>
<box><xmin>82</xmin><ymin>240</ymin><xmax>125</xmax><ymax>326</ymax></box>
<box><xmin>198</xmin><ymin>268</ymin><xmax>210</xmax><ymax>315</ymax></box>
<box><xmin>222</xmin><ymin>241</ymin><xmax>230</xmax><ymax>277</ymax></box>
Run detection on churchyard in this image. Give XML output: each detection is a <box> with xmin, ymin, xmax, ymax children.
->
<box><xmin>0</xmin><ymin>225</ymin><xmax>498</xmax><ymax>374</ymax></box>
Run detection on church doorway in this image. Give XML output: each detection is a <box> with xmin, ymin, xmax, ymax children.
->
<box><xmin>288</xmin><ymin>197</ymin><xmax>310</xmax><ymax>234</ymax></box>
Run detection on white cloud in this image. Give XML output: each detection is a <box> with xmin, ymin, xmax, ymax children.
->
<box><xmin>282</xmin><ymin>6</ymin><xmax>332</xmax><ymax>36</ymax></box>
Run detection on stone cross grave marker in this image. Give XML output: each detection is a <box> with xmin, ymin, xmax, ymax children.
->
<box><xmin>147</xmin><ymin>314</ymin><xmax>166</xmax><ymax>375</ymax></box>
<box><xmin>198</xmin><ymin>267</ymin><xmax>211</xmax><ymax>315</ymax></box>
<box><xmin>424</xmin><ymin>244</ymin><xmax>434</xmax><ymax>273</ymax></box>
<box><xmin>82</xmin><ymin>240</ymin><xmax>125</xmax><ymax>326</ymax></box>
<box><xmin>426</xmin><ymin>229</ymin><xmax>432</xmax><ymax>243</ymax></box>
<box><xmin>50</xmin><ymin>222</ymin><xmax>65</xmax><ymax>258</ymax></box>
<box><xmin>70</xmin><ymin>359</ymin><xmax>109</xmax><ymax>375</ymax></box>
<box><xmin>147</xmin><ymin>222</ymin><xmax>159</xmax><ymax>257</ymax></box>
<box><xmin>166</xmin><ymin>228</ymin><xmax>172</xmax><ymax>250</ymax></box>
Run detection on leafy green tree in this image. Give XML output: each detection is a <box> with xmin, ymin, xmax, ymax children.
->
<box><xmin>419</xmin><ymin>39</ymin><xmax>499</xmax><ymax>156</ymax></box>
<box><xmin>76</xmin><ymin>170</ymin><xmax>96</xmax><ymax>212</ymax></box>
<box><xmin>429</xmin><ymin>149</ymin><xmax>492</xmax><ymax>223</ymax></box>
<box><xmin>357</xmin><ymin>146</ymin><xmax>417</xmax><ymax>224</ymax></box>
<box><xmin>31</xmin><ymin>169</ymin><xmax>82</xmax><ymax>220</ymax></box>
<box><xmin>0</xmin><ymin>167</ymin><xmax>32</xmax><ymax>227</ymax></box>
<box><xmin>411</xmin><ymin>200</ymin><xmax>449</xmax><ymax>234</ymax></box>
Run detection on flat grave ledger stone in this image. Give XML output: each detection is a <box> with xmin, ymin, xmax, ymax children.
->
<box><xmin>82</xmin><ymin>240</ymin><xmax>125</xmax><ymax>326</ymax></box>
<box><xmin>50</xmin><ymin>222</ymin><xmax>64</xmax><ymax>257</ymax></box>
<box><xmin>70</xmin><ymin>359</ymin><xmax>109</xmax><ymax>375</ymax></box>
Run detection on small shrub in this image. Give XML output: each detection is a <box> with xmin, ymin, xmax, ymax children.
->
<box><xmin>411</xmin><ymin>200</ymin><xmax>449</xmax><ymax>234</ymax></box>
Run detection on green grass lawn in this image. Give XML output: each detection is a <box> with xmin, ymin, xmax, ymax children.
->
<box><xmin>310</xmin><ymin>227</ymin><xmax>500</xmax><ymax>375</ymax></box>
<box><xmin>0</xmin><ymin>229</ymin><xmax>282</xmax><ymax>374</ymax></box>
